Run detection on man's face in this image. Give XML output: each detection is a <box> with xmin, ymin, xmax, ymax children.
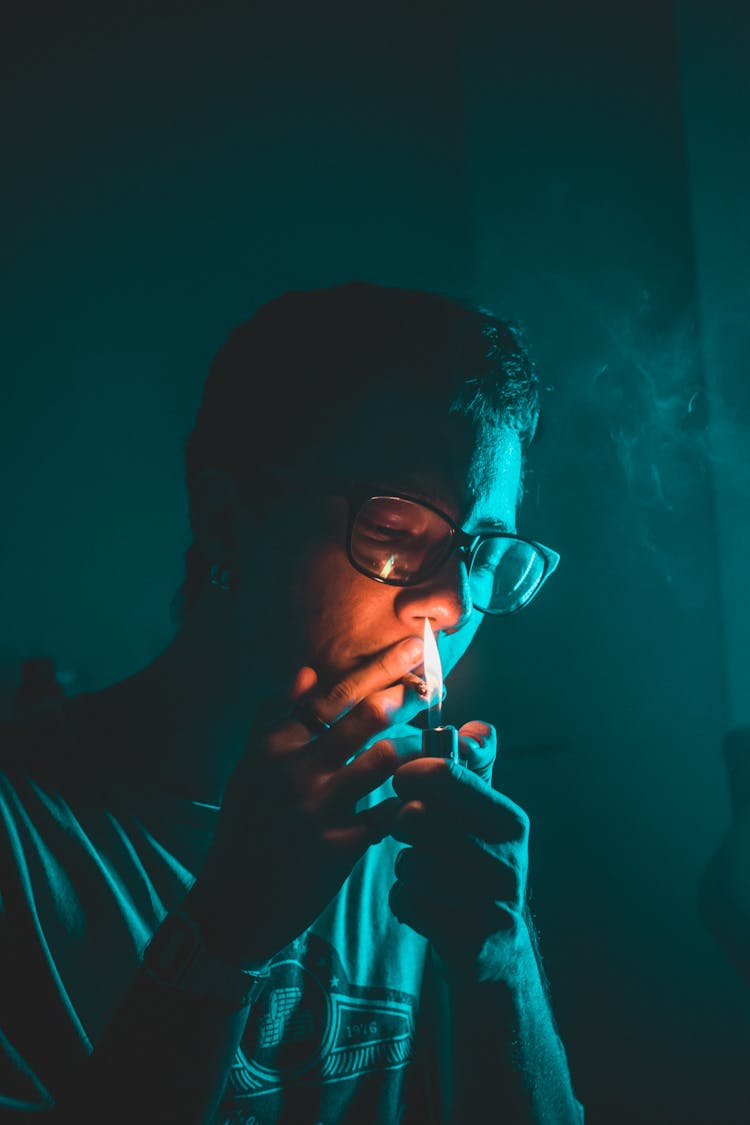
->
<box><xmin>237</xmin><ymin>387</ymin><xmax>523</xmax><ymax>727</ymax></box>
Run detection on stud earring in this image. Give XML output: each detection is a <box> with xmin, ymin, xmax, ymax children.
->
<box><xmin>209</xmin><ymin>564</ymin><xmax>231</xmax><ymax>592</ymax></box>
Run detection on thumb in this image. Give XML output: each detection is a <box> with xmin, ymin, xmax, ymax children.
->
<box><xmin>458</xmin><ymin>721</ymin><xmax>497</xmax><ymax>784</ymax></box>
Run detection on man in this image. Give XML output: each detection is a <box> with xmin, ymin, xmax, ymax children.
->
<box><xmin>0</xmin><ymin>282</ymin><xmax>583</xmax><ymax>1122</ymax></box>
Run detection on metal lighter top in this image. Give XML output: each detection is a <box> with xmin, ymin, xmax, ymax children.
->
<box><xmin>421</xmin><ymin>723</ymin><xmax>459</xmax><ymax>761</ymax></box>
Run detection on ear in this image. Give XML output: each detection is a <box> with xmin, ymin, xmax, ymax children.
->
<box><xmin>188</xmin><ymin>467</ymin><xmax>246</xmax><ymax>568</ymax></box>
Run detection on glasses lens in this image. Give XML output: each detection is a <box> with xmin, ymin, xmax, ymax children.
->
<box><xmin>350</xmin><ymin>496</ymin><xmax>453</xmax><ymax>583</ymax></box>
<box><xmin>470</xmin><ymin>537</ymin><xmax>547</xmax><ymax>614</ymax></box>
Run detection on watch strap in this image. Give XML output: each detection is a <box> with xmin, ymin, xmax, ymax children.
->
<box><xmin>143</xmin><ymin>910</ymin><xmax>270</xmax><ymax>1010</ymax></box>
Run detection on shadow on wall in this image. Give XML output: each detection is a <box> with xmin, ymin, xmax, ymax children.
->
<box><xmin>699</xmin><ymin>726</ymin><xmax>750</xmax><ymax>988</ymax></box>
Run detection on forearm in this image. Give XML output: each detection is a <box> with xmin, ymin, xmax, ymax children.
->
<box><xmin>51</xmin><ymin>962</ymin><xmax>250</xmax><ymax>1124</ymax></box>
<box><xmin>441</xmin><ymin>930</ymin><xmax>582</xmax><ymax>1125</ymax></box>
<box><xmin>50</xmin><ymin>884</ymin><xmax>265</xmax><ymax>1125</ymax></box>
<box><xmin>53</xmin><ymin>968</ymin><xmax>248</xmax><ymax>1125</ymax></box>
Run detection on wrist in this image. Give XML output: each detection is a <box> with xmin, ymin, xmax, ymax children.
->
<box><xmin>435</xmin><ymin>912</ymin><xmax>539</xmax><ymax>990</ymax></box>
<box><xmin>182</xmin><ymin>880</ymin><xmax>273</xmax><ymax>972</ymax></box>
<box><xmin>143</xmin><ymin>908</ymin><xmax>270</xmax><ymax>1011</ymax></box>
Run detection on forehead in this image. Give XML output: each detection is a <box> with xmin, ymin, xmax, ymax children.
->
<box><xmin>294</xmin><ymin>387</ymin><xmax>522</xmax><ymax>528</ymax></box>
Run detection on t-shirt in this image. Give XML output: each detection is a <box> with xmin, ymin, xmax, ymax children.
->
<box><xmin>0</xmin><ymin>702</ymin><xmax>440</xmax><ymax>1124</ymax></box>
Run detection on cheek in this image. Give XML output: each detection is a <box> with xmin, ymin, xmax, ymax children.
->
<box><xmin>440</xmin><ymin>617</ymin><xmax>483</xmax><ymax>678</ymax></box>
<box><xmin>293</xmin><ymin>543</ymin><xmax>357</xmax><ymax>608</ymax></box>
<box><xmin>290</xmin><ymin>546</ymin><xmax>369</xmax><ymax>646</ymax></box>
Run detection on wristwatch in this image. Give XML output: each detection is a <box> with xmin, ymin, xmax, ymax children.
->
<box><xmin>142</xmin><ymin>910</ymin><xmax>270</xmax><ymax>1010</ymax></box>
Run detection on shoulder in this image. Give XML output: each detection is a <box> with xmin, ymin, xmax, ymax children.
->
<box><xmin>0</xmin><ymin>697</ymin><xmax>99</xmax><ymax>795</ymax></box>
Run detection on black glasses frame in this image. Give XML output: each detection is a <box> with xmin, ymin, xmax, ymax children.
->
<box><xmin>259</xmin><ymin>467</ymin><xmax>560</xmax><ymax>616</ymax></box>
<box><xmin>344</xmin><ymin>486</ymin><xmax>560</xmax><ymax>616</ymax></box>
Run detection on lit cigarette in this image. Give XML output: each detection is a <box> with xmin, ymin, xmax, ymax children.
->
<box><xmin>401</xmin><ymin>672</ymin><xmax>428</xmax><ymax>697</ymax></box>
<box><xmin>421</xmin><ymin>619</ymin><xmax>459</xmax><ymax>761</ymax></box>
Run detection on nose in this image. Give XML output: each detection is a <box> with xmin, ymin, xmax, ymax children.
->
<box><xmin>393</xmin><ymin>549</ymin><xmax>474</xmax><ymax>633</ymax></box>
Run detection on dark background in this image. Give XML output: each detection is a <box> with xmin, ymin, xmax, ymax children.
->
<box><xmin>2</xmin><ymin>2</ymin><xmax>750</xmax><ymax>1121</ymax></box>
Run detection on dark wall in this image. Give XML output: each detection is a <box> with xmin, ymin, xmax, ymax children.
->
<box><xmin>1</xmin><ymin>0</ymin><xmax>473</xmax><ymax>696</ymax></box>
<box><xmin>3</xmin><ymin>2</ymin><xmax>749</xmax><ymax>1121</ymax></box>
<box><xmin>450</xmin><ymin>4</ymin><xmax>750</xmax><ymax>1121</ymax></box>
<box><xmin>677</xmin><ymin>0</ymin><xmax>750</xmax><ymax>733</ymax></box>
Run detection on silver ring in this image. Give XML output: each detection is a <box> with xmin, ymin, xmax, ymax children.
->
<box><xmin>292</xmin><ymin>698</ymin><xmax>332</xmax><ymax>735</ymax></box>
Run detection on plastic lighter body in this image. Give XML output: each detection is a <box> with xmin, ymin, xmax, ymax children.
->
<box><xmin>421</xmin><ymin>724</ymin><xmax>459</xmax><ymax>761</ymax></box>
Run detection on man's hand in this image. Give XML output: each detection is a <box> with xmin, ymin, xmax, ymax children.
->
<box><xmin>388</xmin><ymin>721</ymin><xmax>534</xmax><ymax>985</ymax></box>
<box><xmin>185</xmin><ymin>636</ymin><xmax>424</xmax><ymax>966</ymax></box>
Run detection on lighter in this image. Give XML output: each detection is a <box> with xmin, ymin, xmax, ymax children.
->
<box><xmin>420</xmin><ymin>619</ymin><xmax>459</xmax><ymax>762</ymax></box>
<box><xmin>421</xmin><ymin>722</ymin><xmax>459</xmax><ymax>761</ymax></box>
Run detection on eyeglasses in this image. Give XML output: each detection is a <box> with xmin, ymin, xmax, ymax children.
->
<box><xmin>344</xmin><ymin>489</ymin><xmax>559</xmax><ymax>616</ymax></box>
<box><xmin>264</xmin><ymin>470</ymin><xmax>560</xmax><ymax>616</ymax></box>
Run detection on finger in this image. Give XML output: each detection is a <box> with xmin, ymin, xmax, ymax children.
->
<box><xmin>305</xmin><ymin>676</ymin><xmax>428</xmax><ymax>775</ymax></box>
<box><xmin>292</xmin><ymin>666</ymin><xmax>319</xmax><ymax>698</ymax></box>
<box><xmin>356</xmin><ymin>795</ymin><xmax>404</xmax><ymax>840</ymax></box>
<box><xmin>291</xmin><ymin>695</ymin><xmax>334</xmax><ymax>738</ymax></box>
<box><xmin>390</xmin><ymin>799</ymin><xmax>522</xmax><ymax>861</ymax></box>
<box><xmin>256</xmin><ymin>667</ymin><xmax>321</xmax><ymax>745</ymax></box>
<box><xmin>326</xmin><ymin>737</ymin><xmax>422</xmax><ymax>810</ymax></box>
<box><xmin>392</xmin><ymin>764</ymin><xmax>529</xmax><ymax>844</ymax></box>
<box><xmin>371</xmin><ymin>723</ymin><xmax>424</xmax><ymax>756</ymax></box>
<box><xmin>393</xmin><ymin>841</ymin><xmax>521</xmax><ymax>905</ymax></box>
<box><xmin>389</xmin><ymin>879</ymin><xmax>516</xmax><ymax>947</ymax></box>
<box><xmin>457</xmin><ymin>721</ymin><xmax>497</xmax><ymax>783</ymax></box>
<box><xmin>269</xmin><ymin>639</ymin><xmax>424</xmax><ymax>758</ymax></box>
<box><xmin>324</xmin><ymin>796</ymin><xmax>403</xmax><ymax>853</ymax></box>
<box><xmin>389</xmin><ymin>806</ymin><xmax>528</xmax><ymax>913</ymax></box>
<box><xmin>297</xmin><ymin>636</ymin><xmax>424</xmax><ymax>729</ymax></box>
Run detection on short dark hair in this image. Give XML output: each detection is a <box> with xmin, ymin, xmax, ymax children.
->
<box><xmin>175</xmin><ymin>280</ymin><xmax>539</xmax><ymax>616</ymax></box>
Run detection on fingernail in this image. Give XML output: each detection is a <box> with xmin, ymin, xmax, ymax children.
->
<box><xmin>402</xmin><ymin>638</ymin><xmax>423</xmax><ymax>664</ymax></box>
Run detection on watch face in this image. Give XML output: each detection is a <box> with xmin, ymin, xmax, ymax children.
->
<box><xmin>147</xmin><ymin>914</ymin><xmax>200</xmax><ymax>984</ymax></box>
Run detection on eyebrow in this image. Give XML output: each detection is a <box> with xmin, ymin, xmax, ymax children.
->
<box><xmin>469</xmin><ymin>516</ymin><xmax>517</xmax><ymax>537</ymax></box>
<box><xmin>407</xmin><ymin>490</ymin><xmax>517</xmax><ymax>536</ymax></box>
<box><xmin>476</xmin><ymin>516</ymin><xmax>515</xmax><ymax>534</ymax></box>
<box><xmin>354</xmin><ymin>480</ymin><xmax>516</xmax><ymax>536</ymax></box>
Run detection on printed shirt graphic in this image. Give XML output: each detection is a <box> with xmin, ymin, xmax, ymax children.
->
<box><xmin>217</xmin><ymin>931</ymin><xmax>424</xmax><ymax>1124</ymax></box>
<box><xmin>0</xmin><ymin>707</ymin><xmax>434</xmax><ymax>1123</ymax></box>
